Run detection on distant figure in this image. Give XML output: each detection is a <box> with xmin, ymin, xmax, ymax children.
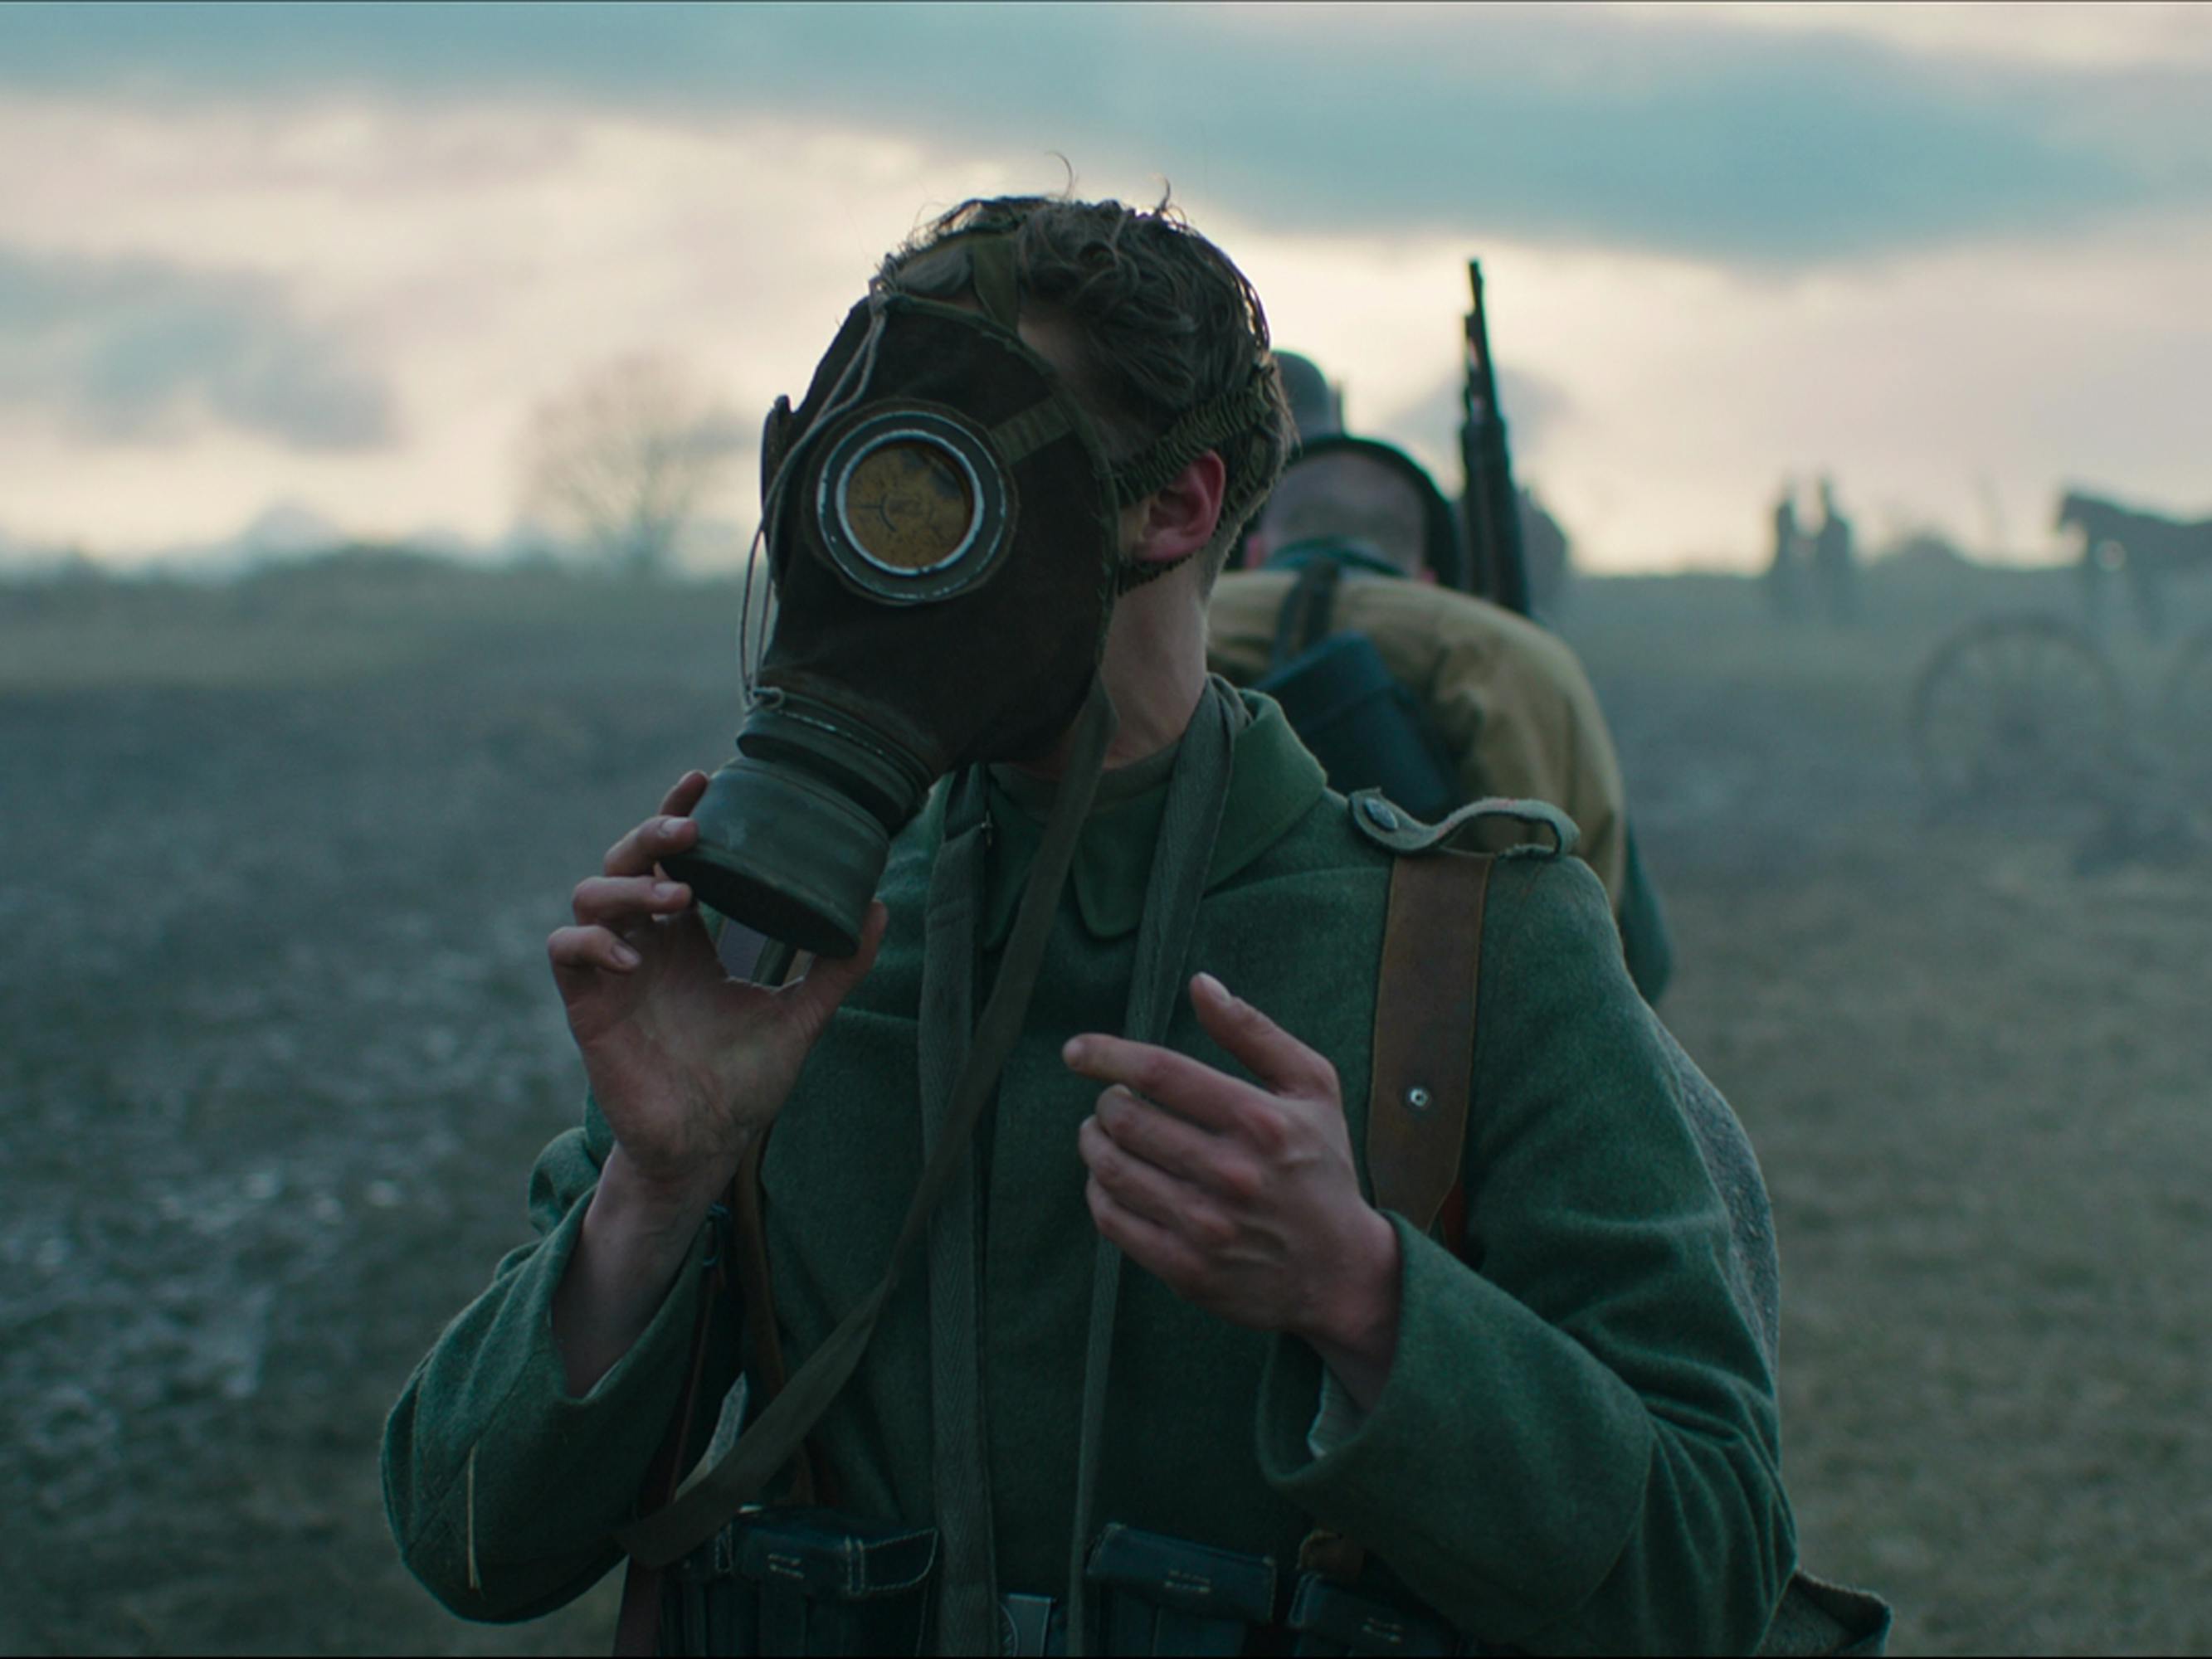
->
<box><xmin>2059</xmin><ymin>488</ymin><xmax>2212</xmax><ymax>638</ymax></box>
<box><xmin>1765</xmin><ymin>482</ymin><xmax>1806</xmax><ymax>622</ymax></box>
<box><xmin>1810</xmin><ymin>476</ymin><xmax>1858</xmax><ymax>625</ymax></box>
<box><xmin>1519</xmin><ymin>486</ymin><xmax>1572</xmax><ymax>618</ymax></box>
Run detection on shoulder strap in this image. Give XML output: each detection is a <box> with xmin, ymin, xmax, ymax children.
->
<box><xmin>1364</xmin><ymin>849</ymin><xmax>1493</xmax><ymax>1241</ymax></box>
<box><xmin>1269</xmin><ymin>557</ymin><xmax>1342</xmax><ymax>668</ymax></box>
<box><xmin>1358</xmin><ymin>784</ymin><xmax>1576</xmax><ymax>1235</ymax></box>
<box><xmin>1298</xmin><ymin>847</ymin><xmax>1493</xmax><ymax>1592</ymax></box>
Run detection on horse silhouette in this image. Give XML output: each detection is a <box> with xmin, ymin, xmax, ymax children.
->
<box><xmin>2058</xmin><ymin>489</ymin><xmax>2212</xmax><ymax>635</ymax></box>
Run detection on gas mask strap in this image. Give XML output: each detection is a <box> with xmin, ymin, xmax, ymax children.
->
<box><xmin>617</xmin><ymin>674</ymin><xmax>1121</xmax><ymax>1574</ymax></box>
<box><xmin>967</xmin><ymin>232</ymin><xmax>1021</xmax><ymax>332</ymax></box>
<box><xmin>1063</xmin><ymin>678</ymin><xmax>1240</xmax><ymax>1657</ymax></box>
<box><xmin>916</xmin><ymin>760</ymin><xmax>1001</xmax><ymax>1651</ymax></box>
<box><xmin>738</xmin><ymin>298</ymin><xmax>895</xmax><ymax>697</ymax></box>
<box><xmin>1110</xmin><ymin>372</ymin><xmax>1278</xmax><ymax>508</ymax></box>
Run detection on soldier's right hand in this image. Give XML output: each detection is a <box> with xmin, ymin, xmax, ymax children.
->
<box><xmin>547</xmin><ymin>771</ymin><xmax>887</xmax><ymax>1210</ymax></box>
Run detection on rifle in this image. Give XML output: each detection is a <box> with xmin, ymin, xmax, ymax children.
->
<box><xmin>1457</xmin><ymin>260</ymin><xmax>1532</xmax><ymax>615</ymax></box>
<box><xmin>1459</xmin><ymin>261</ymin><xmax>1674</xmax><ymax>1000</ymax></box>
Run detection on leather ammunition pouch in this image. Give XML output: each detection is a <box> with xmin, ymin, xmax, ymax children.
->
<box><xmin>996</xmin><ymin>1525</ymin><xmax>1282</xmax><ymax>1657</ymax></box>
<box><xmin>660</xmin><ymin>1516</ymin><xmax>1284</xmax><ymax>1658</ymax></box>
<box><xmin>659</xmin><ymin>1508</ymin><xmax>938</xmax><ymax>1658</ymax></box>
<box><xmin>1084</xmin><ymin>1525</ymin><xmax>1277</xmax><ymax>1657</ymax></box>
<box><xmin>1284</xmin><ymin>1574</ymin><xmax>1460</xmax><ymax>1657</ymax></box>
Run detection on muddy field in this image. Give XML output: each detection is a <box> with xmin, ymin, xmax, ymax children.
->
<box><xmin>3</xmin><ymin>555</ymin><xmax>2210</xmax><ymax>1655</ymax></box>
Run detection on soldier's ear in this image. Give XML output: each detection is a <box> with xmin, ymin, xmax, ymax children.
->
<box><xmin>1129</xmin><ymin>450</ymin><xmax>1227</xmax><ymax>570</ymax></box>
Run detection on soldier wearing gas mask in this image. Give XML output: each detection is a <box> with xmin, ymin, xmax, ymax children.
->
<box><xmin>1207</xmin><ymin>432</ymin><xmax>1634</xmax><ymax>913</ymax></box>
<box><xmin>382</xmin><ymin>197</ymin><xmax>1809</xmax><ymax>1657</ymax></box>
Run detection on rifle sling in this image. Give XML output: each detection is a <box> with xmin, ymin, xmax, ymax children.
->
<box><xmin>1269</xmin><ymin>557</ymin><xmax>1343</xmax><ymax>669</ymax></box>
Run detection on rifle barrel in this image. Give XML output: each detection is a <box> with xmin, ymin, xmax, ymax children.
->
<box><xmin>1458</xmin><ymin>259</ymin><xmax>1532</xmax><ymax>615</ymax></box>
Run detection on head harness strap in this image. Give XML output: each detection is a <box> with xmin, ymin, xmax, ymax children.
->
<box><xmin>1109</xmin><ymin>370</ymin><xmax>1284</xmax><ymax>591</ymax></box>
<box><xmin>965</xmin><ymin>234</ymin><xmax>1022</xmax><ymax>333</ymax></box>
<box><xmin>1109</xmin><ymin>373</ymin><xmax>1279</xmax><ymax>507</ymax></box>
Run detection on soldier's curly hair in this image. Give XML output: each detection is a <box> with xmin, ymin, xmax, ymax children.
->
<box><xmin>879</xmin><ymin>192</ymin><xmax>1292</xmax><ymax>583</ymax></box>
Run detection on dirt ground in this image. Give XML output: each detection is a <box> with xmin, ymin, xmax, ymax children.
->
<box><xmin>2</xmin><ymin>555</ymin><xmax>2209</xmax><ymax>1655</ymax></box>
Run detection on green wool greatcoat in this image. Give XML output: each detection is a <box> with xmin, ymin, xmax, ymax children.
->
<box><xmin>382</xmin><ymin>690</ymin><xmax>1795</xmax><ymax>1654</ymax></box>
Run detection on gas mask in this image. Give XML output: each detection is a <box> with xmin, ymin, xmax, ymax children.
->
<box><xmin>665</xmin><ymin>236</ymin><xmax>1277</xmax><ymax>956</ymax></box>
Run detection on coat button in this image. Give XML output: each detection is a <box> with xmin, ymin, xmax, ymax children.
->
<box><xmin>1362</xmin><ymin>797</ymin><xmax>1399</xmax><ymax>831</ymax></box>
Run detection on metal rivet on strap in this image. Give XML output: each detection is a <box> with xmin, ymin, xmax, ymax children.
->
<box><xmin>1405</xmin><ymin>1085</ymin><xmax>1432</xmax><ymax>1115</ymax></box>
<box><xmin>1362</xmin><ymin>797</ymin><xmax>1400</xmax><ymax>831</ymax></box>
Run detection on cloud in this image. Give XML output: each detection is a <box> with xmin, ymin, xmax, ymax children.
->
<box><xmin>0</xmin><ymin>248</ymin><xmax>393</xmax><ymax>448</ymax></box>
<box><xmin>1364</xmin><ymin>365</ymin><xmax>1575</xmax><ymax>480</ymax></box>
<box><xmin>0</xmin><ymin>35</ymin><xmax>2206</xmax><ymax>573</ymax></box>
<box><xmin>2</xmin><ymin>2</ymin><xmax>2208</xmax><ymax>266</ymax></box>
<box><xmin>1616</xmin><ymin>2</ymin><xmax>2212</xmax><ymax>71</ymax></box>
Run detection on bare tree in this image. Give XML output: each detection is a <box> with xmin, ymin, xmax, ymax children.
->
<box><xmin>521</xmin><ymin>355</ymin><xmax>745</xmax><ymax>579</ymax></box>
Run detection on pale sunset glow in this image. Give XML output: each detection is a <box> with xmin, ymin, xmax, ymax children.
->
<box><xmin>2</xmin><ymin>1</ymin><xmax>2207</xmax><ymax>572</ymax></box>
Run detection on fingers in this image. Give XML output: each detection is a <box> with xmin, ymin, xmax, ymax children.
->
<box><xmin>601</xmin><ymin>771</ymin><xmax>709</xmax><ymax>876</ymax></box>
<box><xmin>1092</xmin><ymin>1085</ymin><xmax>1260</xmax><ymax>1204</ymax></box>
<box><xmin>1060</xmin><ymin>1031</ymin><xmax>1255</xmax><ymax>1134</ymax></box>
<box><xmin>571</xmin><ymin>874</ymin><xmax>693</xmax><ymax>928</ymax></box>
<box><xmin>782</xmin><ymin>902</ymin><xmax>890</xmax><ymax>1040</ymax></box>
<box><xmin>604</xmin><ymin>811</ymin><xmax>698</xmax><ymax>878</ymax></box>
<box><xmin>548</xmin><ymin>923</ymin><xmax>641</xmax><ymax>976</ymax></box>
<box><xmin>1085</xmin><ymin>1173</ymin><xmax>1207</xmax><ymax>1293</ymax></box>
<box><xmin>1079</xmin><ymin>1112</ymin><xmax>1213</xmax><ymax>1236</ymax></box>
<box><xmin>1187</xmin><ymin>972</ymin><xmax>1338</xmax><ymax>1101</ymax></box>
<box><xmin>658</xmin><ymin>771</ymin><xmax>710</xmax><ymax>817</ymax></box>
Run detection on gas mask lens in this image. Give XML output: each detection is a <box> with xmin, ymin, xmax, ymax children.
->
<box><xmin>819</xmin><ymin>411</ymin><xmax>1011</xmax><ymax>604</ymax></box>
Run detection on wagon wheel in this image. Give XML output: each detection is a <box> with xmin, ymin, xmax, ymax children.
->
<box><xmin>2157</xmin><ymin>623</ymin><xmax>2212</xmax><ymax>795</ymax></box>
<box><xmin>1909</xmin><ymin>614</ymin><xmax>2129</xmax><ymax>813</ymax></box>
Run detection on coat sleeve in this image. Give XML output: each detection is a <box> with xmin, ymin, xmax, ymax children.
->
<box><xmin>379</xmin><ymin>1098</ymin><xmax>743</xmax><ymax>1623</ymax></box>
<box><xmin>1255</xmin><ymin>857</ymin><xmax>1795</xmax><ymax>1655</ymax></box>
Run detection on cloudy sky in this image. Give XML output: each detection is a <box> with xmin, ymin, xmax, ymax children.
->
<box><xmin>3</xmin><ymin>1</ymin><xmax>2210</xmax><ymax>572</ymax></box>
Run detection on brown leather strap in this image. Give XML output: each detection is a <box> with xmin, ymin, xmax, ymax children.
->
<box><xmin>1301</xmin><ymin>851</ymin><xmax>1493</xmax><ymax>1595</ymax></box>
<box><xmin>1365</xmin><ymin>850</ymin><xmax>1492</xmax><ymax>1238</ymax></box>
<box><xmin>612</xmin><ymin>936</ymin><xmax>806</xmax><ymax>1655</ymax></box>
<box><xmin>612</xmin><ymin>1225</ymin><xmax>728</xmax><ymax>1657</ymax></box>
<box><xmin>728</xmin><ymin>1135</ymin><xmax>787</xmax><ymax>1400</ymax></box>
<box><xmin>728</xmin><ymin>1127</ymin><xmax>823</xmax><ymax>1507</ymax></box>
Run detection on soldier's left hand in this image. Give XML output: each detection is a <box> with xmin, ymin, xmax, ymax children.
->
<box><xmin>1066</xmin><ymin>973</ymin><xmax>1401</xmax><ymax>1399</ymax></box>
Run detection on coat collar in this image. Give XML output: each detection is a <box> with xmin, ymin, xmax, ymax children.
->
<box><xmin>977</xmin><ymin>684</ymin><xmax>1325</xmax><ymax>947</ymax></box>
